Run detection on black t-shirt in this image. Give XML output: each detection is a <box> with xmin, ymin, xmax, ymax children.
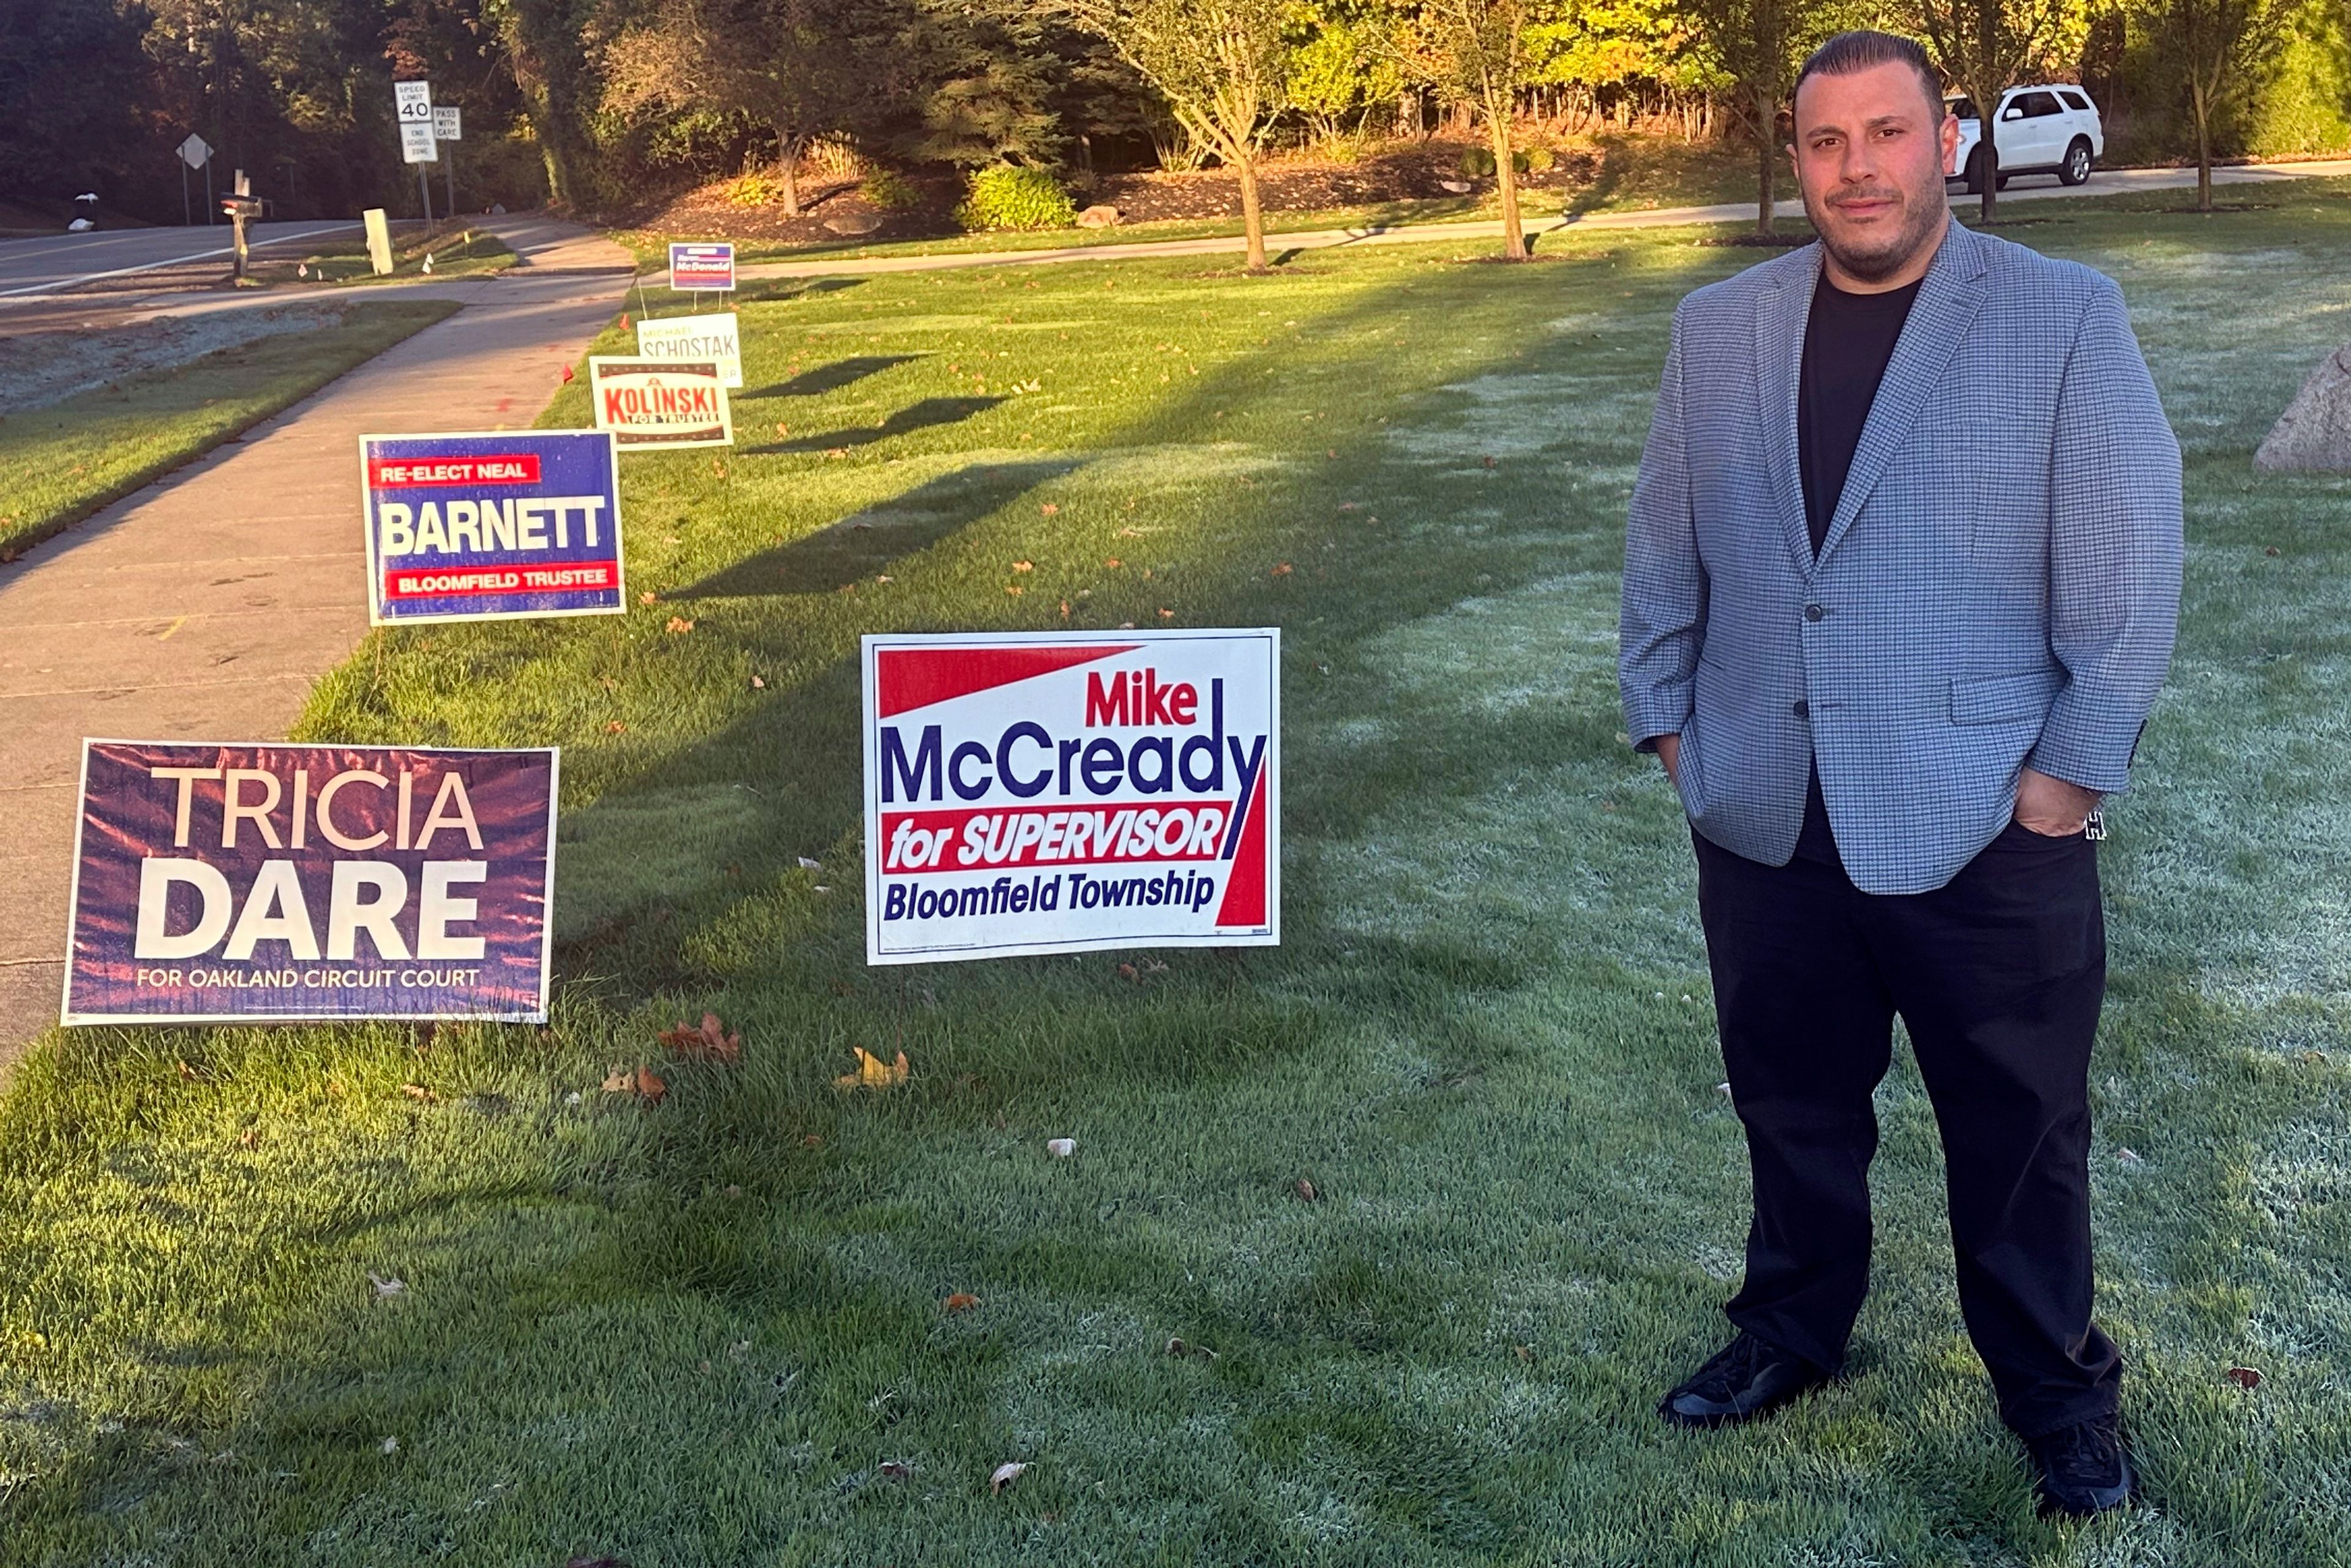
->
<box><xmin>1792</xmin><ymin>272</ymin><xmax>1922</xmax><ymax>864</ymax></box>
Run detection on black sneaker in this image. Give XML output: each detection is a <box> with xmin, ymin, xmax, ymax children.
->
<box><xmin>1657</xmin><ymin>1330</ymin><xmax>1831</xmax><ymax>1428</ymax></box>
<box><xmin>2026</xmin><ymin>1414</ymin><xmax>2135</xmax><ymax>1517</ymax></box>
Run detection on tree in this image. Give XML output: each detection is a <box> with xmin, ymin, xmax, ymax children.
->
<box><xmin>1395</xmin><ymin>0</ymin><xmax>1539</xmax><ymax>258</ymax></box>
<box><xmin>600</xmin><ymin>0</ymin><xmax>874</xmax><ymax>215</ymax></box>
<box><xmin>1056</xmin><ymin>0</ymin><xmax>1292</xmax><ymax>269</ymax></box>
<box><xmin>1683</xmin><ymin>0</ymin><xmax>1826</xmax><ymax>236</ymax></box>
<box><xmin>2135</xmin><ymin>0</ymin><xmax>2295</xmax><ymax>209</ymax></box>
<box><xmin>1914</xmin><ymin>0</ymin><xmax>2087</xmax><ymax>220</ymax></box>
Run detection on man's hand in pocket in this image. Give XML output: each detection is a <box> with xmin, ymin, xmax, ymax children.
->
<box><xmin>1654</xmin><ymin>733</ymin><xmax>1681</xmax><ymax>789</ymax></box>
<box><xmin>2015</xmin><ymin>765</ymin><xmax>2100</xmax><ymax>836</ymax></box>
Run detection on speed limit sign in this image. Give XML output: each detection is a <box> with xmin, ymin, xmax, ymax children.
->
<box><xmin>395</xmin><ymin>81</ymin><xmax>432</xmax><ymax>124</ymax></box>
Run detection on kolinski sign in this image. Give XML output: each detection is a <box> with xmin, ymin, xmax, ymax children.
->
<box><xmin>588</xmin><ymin>358</ymin><xmax>733</xmax><ymax>449</ymax></box>
<box><xmin>62</xmin><ymin>743</ymin><xmax>558</xmax><ymax>1024</ymax></box>
<box><xmin>359</xmin><ymin>430</ymin><xmax>626</xmax><ymax>624</ymax></box>
<box><xmin>861</xmin><ymin>630</ymin><xmax>1279</xmax><ymax>964</ymax></box>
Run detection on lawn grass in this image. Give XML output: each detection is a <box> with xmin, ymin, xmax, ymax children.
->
<box><xmin>3</xmin><ymin>184</ymin><xmax>2350</xmax><ymax>1565</ymax></box>
<box><xmin>612</xmin><ymin>137</ymin><xmax>1764</xmax><ymax>269</ymax></box>
<box><xmin>0</xmin><ymin>300</ymin><xmax>458</xmax><ymax>561</ymax></box>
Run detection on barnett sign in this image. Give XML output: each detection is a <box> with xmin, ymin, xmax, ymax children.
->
<box><xmin>668</xmin><ymin>242</ymin><xmax>735</xmax><ymax>292</ymax></box>
<box><xmin>62</xmin><ymin>743</ymin><xmax>558</xmax><ymax>1024</ymax></box>
<box><xmin>862</xmin><ymin>629</ymin><xmax>1279</xmax><ymax>964</ymax></box>
<box><xmin>589</xmin><ymin>357</ymin><xmax>732</xmax><ymax>449</ymax></box>
<box><xmin>636</xmin><ymin>312</ymin><xmax>743</xmax><ymax>388</ymax></box>
<box><xmin>359</xmin><ymin>430</ymin><xmax>626</xmax><ymax>624</ymax></box>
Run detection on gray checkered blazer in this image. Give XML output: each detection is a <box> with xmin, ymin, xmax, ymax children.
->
<box><xmin>1618</xmin><ymin>218</ymin><xmax>2183</xmax><ymax>895</ymax></box>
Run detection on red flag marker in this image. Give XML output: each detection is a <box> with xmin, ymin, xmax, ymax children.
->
<box><xmin>560</xmin><ymin>364</ymin><xmax>575</xmax><ymax>384</ymax></box>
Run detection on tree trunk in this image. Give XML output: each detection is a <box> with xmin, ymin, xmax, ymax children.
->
<box><xmin>1978</xmin><ymin>106</ymin><xmax>1998</xmax><ymax>224</ymax></box>
<box><xmin>1239</xmin><ymin>152</ymin><xmax>1266</xmax><ymax>271</ymax></box>
<box><xmin>1753</xmin><ymin>84</ymin><xmax>1777</xmax><ymax>238</ymax></box>
<box><xmin>1491</xmin><ymin>106</ymin><xmax>1525</xmax><ymax>260</ymax></box>
<box><xmin>2192</xmin><ymin>81</ymin><xmax>2213</xmax><ymax>212</ymax></box>
<box><xmin>776</xmin><ymin>130</ymin><xmax>803</xmax><ymax>217</ymax></box>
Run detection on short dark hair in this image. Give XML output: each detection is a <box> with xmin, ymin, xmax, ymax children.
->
<box><xmin>1793</xmin><ymin>31</ymin><xmax>1946</xmax><ymax>123</ymax></box>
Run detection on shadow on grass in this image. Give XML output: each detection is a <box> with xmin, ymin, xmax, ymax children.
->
<box><xmin>743</xmin><ymin>354</ymin><xmax>923</xmax><ymax>400</ymax></box>
<box><xmin>675</xmin><ymin>459</ymin><xmax>1079</xmax><ymax>599</ymax></box>
<box><xmin>742</xmin><ymin>395</ymin><xmax>1003</xmax><ymax>454</ymax></box>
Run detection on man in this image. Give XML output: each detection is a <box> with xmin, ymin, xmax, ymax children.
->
<box><xmin>1616</xmin><ymin>31</ymin><xmax>2182</xmax><ymax>1518</ymax></box>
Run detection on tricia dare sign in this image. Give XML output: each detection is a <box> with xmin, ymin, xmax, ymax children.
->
<box><xmin>359</xmin><ymin>430</ymin><xmax>625</xmax><ymax>623</ymax></box>
<box><xmin>62</xmin><ymin>743</ymin><xmax>558</xmax><ymax>1024</ymax></box>
<box><xmin>589</xmin><ymin>358</ymin><xmax>733</xmax><ymax>449</ymax></box>
<box><xmin>667</xmin><ymin>242</ymin><xmax>734</xmax><ymax>293</ymax></box>
<box><xmin>862</xmin><ymin>630</ymin><xmax>1279</xmax><ymax>964</ymax></box>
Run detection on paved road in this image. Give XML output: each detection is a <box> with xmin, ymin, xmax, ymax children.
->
<box><xmin>0</xmin><ymin>220</ymin><xmax>363</xmax><ymax>298</ymax></box>
<box><xmin>0</xmin><ymin>216</ymin><xmax>634</xmax><ymax>1070</ymax></box>
<box><xmin>738</xmin><ymin>157</ymin><xmax>2351</xmax><ymax>280</ymax></box>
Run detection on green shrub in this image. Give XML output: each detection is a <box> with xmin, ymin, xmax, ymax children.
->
<box><xmin>729</xmin><ymin>170</ymin><xmax>786</xmax><ymax>208</ymax></box>
<box><xmin>863</xmin><ymin>168</ymin><xmax>923</xmax><ymax>211</ymax></box>
<box><xmin>1523</xmin><ymin>145</ymin><xmax>1556</xmax><ymax>174</ymax></box>
<box><xmin>954</xmin><ymin>165</ymin><xmax>1078</xmax><ymax>231</ymax></box>
<box><xmin>1458</xmin><ymin>146</ymin><xmax>1496</xmax><ymax>178</ymax></box>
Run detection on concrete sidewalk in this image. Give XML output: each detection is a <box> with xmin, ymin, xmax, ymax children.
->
<box><xmin>0</xmin><ymin>217</ymin><xmax>633</xmax><ymax>1067</ymax></box>
<box><xmin>738</xmin><ymin>157</ymin><xmax>2351</xmax><ymax>280</ymax></box>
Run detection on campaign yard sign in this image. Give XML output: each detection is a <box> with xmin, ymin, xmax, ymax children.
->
<box><xmin>359</xmin><ymin>430</ymin><xmax>625</xmax><ymax>625</ymax></box>
<box><xmin>668</xmin><ymin>242</ymin><xmax>735</xmax><ymax>293</ymax></box>
<box><xmin>636</xmin><ymin>312</ymin><xmax>743</xmax><ymax>389</ymax></box>
<box><xmin>863</xmin><ymin>630</ymin><xmax>1279</xmax><ymax>964</ymax></box>
<box><xmin>589</xmin><ymin>358</ymin><xmax>733</xmax><ymax>449</ymax></box>
<box><xmin>62</xmin><ymin>743</ymin><xmax>558</xmax><ymax>1024</ymax></box>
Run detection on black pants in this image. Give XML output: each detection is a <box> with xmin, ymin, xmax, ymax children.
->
<box><xmin>1688</xmin><ymin>775</ymin><xmax>2121</xmax><ymax>1439</ymax></box>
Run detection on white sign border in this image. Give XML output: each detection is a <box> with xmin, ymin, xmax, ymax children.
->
<box><xmin>59</xmin><ymin>739</ymin><xmax>561</xmax><ymax>1026</ymax></box>
<box><xmin>587</xmin><ymin>356</ymin><xmax>735</xmax><ymax>451</ymax></box>
<box><xmin>356</xmin><ymin>429</ymin><xmax>629</xmax><ymax>628</ymax></box>
<box><xmin>860</xmin><ymin>627</ymin><xmax>1281</xmax><ymax>966</ymax></box>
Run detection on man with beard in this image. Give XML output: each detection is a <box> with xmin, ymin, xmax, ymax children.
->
<box><xmin>1616</xmin><ymin>31</ymin><xmax>2181</xmax><ymax>1517</ymax></box>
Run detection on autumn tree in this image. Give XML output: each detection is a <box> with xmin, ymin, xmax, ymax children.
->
<box><xmin>600</xmin><ymin>0</ymin><xmax>877</xmax><ymax>215</ymax></box>
<box><xmin>1396</xmin><ymin>0</ymin><xmax>1539</xmax><ymax>258</ymax></box>
<box><xmin>1056</xmin><ymin>0</ymin><xmax>1292</xmax><ymax>269</ymax></box>
<box><xmin>1914</xmin><ymin>0</ymin><xmax>2087</xmax><ymax>220</ymax></box>
<box><xmin>1684</xmin><ymin>0</ymin><xmax>1831</xmax><ymax>236</ymax></box>
<box><xmin>2135</xmin><ymin>0</ymin><xmax>2295</xmax><ymax>209</ymax></box>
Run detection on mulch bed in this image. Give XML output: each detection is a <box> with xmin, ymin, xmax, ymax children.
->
<box><xmin>615</xmin><ymin>140</ymin><xmax>1607</xmax><ymax>247</ymax></box>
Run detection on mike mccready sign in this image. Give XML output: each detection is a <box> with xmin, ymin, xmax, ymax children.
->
<box><xmin>861</xmin><ymin>630</ymin><xmax>1279</xmax><ymax>964</ymax></box>
<box><xmin>358</xmin><ymin>431</ymin><xmax>626</xmax><ymax>624</ymax></box>
<box><xmin>61</xmin><ymin>743</ymin><xmax>558</xmax><ymax>1024</ymax></box>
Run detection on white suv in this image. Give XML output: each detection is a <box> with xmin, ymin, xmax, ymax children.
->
<box><xmin>1944</xmin><ymin>86</ymin><xmax>2104</xmax><ymax>192</ymax></box>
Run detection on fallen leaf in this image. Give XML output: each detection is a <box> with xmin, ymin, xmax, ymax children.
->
<box><xmin>2227</xmin><ymin>1365</ymin><xmax>2263</xmax><ymax>1389</ymax></box>
<box><xmin>750</xmin><ymin>675</ymin><xmax>766</xmax><ymax>689</ymax></box>
<box><xmin>834</xmin><ymin>1047</ymin><xmax>910</xmax><ymax>1090</ymax></box>
<box><xmin>1011</xmin><ymin>560</ymin><xmax>1033</xmax><ymax>572</ymax></box>
<box><xmin>605</xmin><ymin>721</ymin><xmax>627</xmax><ymax>735</ymax></box>
<box><xmin>1294</xmin><ymin>1177</ymin><xmax>1320</xmax><ymax>1202</ymax></box>
<box><xmin>602</xmin><ymin>1067</ymin><xmax>667</xmax><ymax>1104</ymax></box>
<box><xmin>1103</xmin><ymin>557</ymin><xmax>1122</xmax><ymax>569</ymax></box>
<box><xmin>775</xmin><ymin>421</ymin><xmax>790</xmax><ymax>435</ymax></box>
<box><xmin>797</xmin><ymin>856</ymin><xmax>822</xmax><ymax>869</ymax></box>
<box><xmin>665</xmin><ymin>616</ymin><xmax>694</xmax><ymax>634</ymax></box>
<box><xmin>2265</xmin><ymin>546</ymin><xmax>2279</xmax><ymax>557</ymax></box>
<box><xmin>1047</xmin><ymin>1137</ymin><xmax>1076</xmax><ymax>1157</ymax></box>
<box><xmin>2118</xmin><ymin>1146</ymin><xmax>2143</xmax><ymax>1163</ymax></box>
<box><xmin>380</xmin><ymin>1435</ymin><xmax>400</xmax><ymax>1454</ymax></box>
<box><xmin>639</xmin><ymin>591</ymin><xmax>658</xmax><ymax>605</ymax></box>
<box><xmin>943</xmin><ymin>1292</ymin><xmax>980</xmax><ymax>1312</ymax></box>
<box><xmin>1005</xmin><ymin>584</ymin><xmax>1024</xmax><ymax>596</ymax></box>
<box><xmin>879</xmin><ymin>1458</ymin><xmax>914</xmax><ymax>1480</ymax></box>
<box><xmin>238</xmin><ymin>1126</ymin><xmax>259</xmax><ymax>1149</ymax></box>
<box><xmin>990</xmin><ymin>1460</ymin><xmax>1027</xmax><ymax>1493</ymax></box>
<box><xmin>367</xmin><ymin>1272</ymin><xmax>407</xmax><ymax>1300</ymax></box>
<box><xmin>400</xmin><ymin>1083</ymin><xmax>437</xmax><ymax>1103</ymax></box>
<box><xmin>1118</xmin><ymin>962</ymin><xmax>1138</xmax><ymax>981</ymax></box>
<box><xmin>1515</xmin><ymin>1343</ymin><xmax>1534</xmax><ymax>1362</ymax></box>
<box><xmin>565</xmin><ymin>1557</ymin><xmax>624</xmax><ymax>1568</ymax></box>
<box><xmin>1270</xmin><ymin>563</ymin><xmax>1292</xmax><ymax>576</ymax></box>
<box><xmin>658</xmin><ymin>1011</ymin><xmax>742</xmax><ymax>1065</ymax></box>
<box><xmin>1158</xmin><ymin>608</ymin><xmax>1174</xmax><ymax>619</ymax></box>
<box><xmin>1040</xmin><ymin>503</ymin><xmax>1059</xmax><ymax>516</ymax></box>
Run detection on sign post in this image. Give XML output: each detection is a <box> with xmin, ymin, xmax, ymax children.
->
<box><xmin>61</xmin><ymin>741</ymin><xmax>560</xmax><ymax>1025</ymax></box>
<box><xmin>396</xmin><ymin>81</ymin><xmax>435</xmax><ymax>226</ymax></box>
<box><xmin>176</xmin><ymin>133</ymin><xmax>211</xmax><ymax>228</ymax></box>
<box><xmin>861</xmin><ymin>629</ymin><xmax>1280</xmax><ymax>964</ymax></box>
<box><xmin>432</xmin><ymin>105</ymin><xmax>462</xmax><ymax>222</ymax></box>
